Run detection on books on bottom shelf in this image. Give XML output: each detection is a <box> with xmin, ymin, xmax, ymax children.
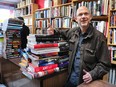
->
<box><xmin>108</xmin><ymin>67</ymin><xmax>116</xmax><ymax>85</ymax></box>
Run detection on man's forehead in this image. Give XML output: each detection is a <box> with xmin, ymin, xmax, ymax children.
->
<box><xmin>77</xmin><ymin>7</ymin><xmax>90</xmax><ymax>14</ymax></box>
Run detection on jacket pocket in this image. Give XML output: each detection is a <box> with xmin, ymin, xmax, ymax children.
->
<box><xmin>83</xmin><ymin>48</ymin><xmax>96</xmax><ymax>64</ymax></box>
<box><xmin>69</xmin><ymin>38</ymin><xmax>76</xmax><ymax>51</ymax></box>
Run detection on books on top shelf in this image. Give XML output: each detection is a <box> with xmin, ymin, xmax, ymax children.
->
<box><xmin>73</xmin><ymin>0</ymin><xmax>109</xmax><ymax>17</ymax></box>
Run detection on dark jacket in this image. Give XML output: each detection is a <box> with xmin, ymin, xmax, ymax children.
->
<box><xmin>20</xmin><ymin>24</ymin><xmax>30</xmax><ymax>49</ymax></box>
<box><xmin>55</xmin><ymin>24</ymin><xmax>111</xmax><ymax>85</ymax></box>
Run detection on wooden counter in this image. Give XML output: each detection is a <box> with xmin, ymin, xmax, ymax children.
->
<box><xmin>0</xmin><ymin>57</ymin><xmax>68</xmax><ymax>87</ymax></box>
<box><xmin>78</xmin><ymin>80</ymin><xmax>116</xmax><ymax>87</ymax></box>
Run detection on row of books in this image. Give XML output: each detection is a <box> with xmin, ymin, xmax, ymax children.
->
<box><xmin>73</xmin><ymin>0</ymin><xmax>109</xmax><ymax>17</ymax></box>
<box><xmin>108</xmin><ymin>29</ymin><xmax>116</xmax><ymax>44</ymax></box>
<box><xmin>44</xmin><ymin>0</ymin><xmax>70</xmax><ymax>8</ymax></box>
<box><xmin>109</xmin><ymin>46</ymin><xmax>116</xmax><ymax>61</ymax></box>
<box><xmin>110</xmin><ymin>12</ymin><xmax>116</xmax><ymax>26</ymax></box>
<box><xmin>108</xmin><ymin>66</ymin><xmax>116</xmax><ymax>85</ymax></box>
<box><xmin>35</xmin><ymin>5</ymin><xmax>72</xmax><ymax>19</ymax></box>
<box><xmin>35</xmin><ymin>17</ymin><xmax>71</xmax><ymax>29</ymax></box>
<box><xmin>110</xmin><ymin>0</ymin><xmax>116</xmax><ymax>10</ymax></box>
<box><xmin>17</xmin><ymin>0</ymin><xmax>34</xmax><ymax>8</ymax></box>
<box><xmin>24</xmin><ymin>17</ymin><xmax>32</xmax><ymax>25</ymax></box>
<box><xmin>92</xmin><ymin>21</ymin><xmax>108</xmax><ymax>37</ymax></box>
<box><xmin>16</xmin><ymin>5</ymin><xmax>32</xmax><ymax>17</ymax></box>
<box><xmin>0</xmin><ymin>35</ymin><xmax>3</xmax><ymax>56</ymax></box>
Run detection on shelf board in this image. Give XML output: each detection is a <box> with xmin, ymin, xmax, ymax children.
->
<box><xmin>26</xmin><ymin>24</ymin><xmax>32</xmax><ymax>26</ymax></box>
<box><xmin>36</xmin><ymin>18</ymin><xmax>49</xmax><ymax>20</ymax></box>
<box><xmin>109</xmin><ymin>26</ymin><xmax>116</xmax><ymax>28</ymax></box>
<box><xmin>23</xmin><ymin>14</ymin><xmax>32</xmax><ymax>17</ymax></box>
<box><xmin>92</xmin><ymin>16</ymin><xmax>108</xmax><ymax>21</ymax></box>
<box><xmin>110</xmin><ymin>9</ymin><xmax>116</xmax><ymax>12</ymax></box>
<box><xmin>36</xmin><ymin>7</ymin><xmax>50</xmax><ymax>11</ymax></box>
<box><xmin>111</xmin><ymin>60</ymin><xmax>116</xmax><ymax>65</ymax></box>
<box><xmin>52</xmin><ymin>2</ymin><xmax>71</xmax><ymax>8</ymax></box>
<box><xmin>16</xmin><ymin>3</ymin><xmax>33</xmax><ymax>10</ymax></box>
<box><xmin>73</xmin><ymin>0</ymin><xmax>98</xmax><ymax>3</ymax></box>
<box><xmin>108</xmin><ymin>43</ymin><xmax>116</xmax><ymax>46</ymax></box>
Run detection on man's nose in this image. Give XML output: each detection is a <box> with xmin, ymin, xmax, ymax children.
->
<box><xmin>82</xmin><ymin>14</ymin><xmax>86</xmax><ymax>17</ymax></box>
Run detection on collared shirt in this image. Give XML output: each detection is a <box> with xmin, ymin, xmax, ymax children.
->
<box><xmin>69</xmin><ymin>30</ymin><xmax>89</xmax><ymax>86</ymax></box>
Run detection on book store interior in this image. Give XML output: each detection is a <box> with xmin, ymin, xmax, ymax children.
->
<box><xmin>0</xmin><ymin>0</ymin><xmax>116</xmax><ymax>87</ymax></box>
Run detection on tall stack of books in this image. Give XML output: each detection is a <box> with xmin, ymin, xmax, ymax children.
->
<box><xmin>19</xmin><ymin>34</ymin><xmax>69</xmax><ymax>79</ymax></box>
<box><xmin>2</xmin><ymin>18</ymin><xmax>22</xmax><ymax>59</ymax></box>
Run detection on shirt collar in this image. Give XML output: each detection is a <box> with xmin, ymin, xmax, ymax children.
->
<box><xmin>80</xmin><ymin>23</ymin><xmax>93</xmax><ymax>38</ymax></box>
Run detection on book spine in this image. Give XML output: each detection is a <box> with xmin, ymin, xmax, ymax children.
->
<box><xmin>33</xmin><ymin>43</ymin><xmax>58</xmax><ymax>49</ymax></box>
<box><xmin>29</xmin><ymin>63</ymin><xmax>58</xmax><ymax>72</ymax></box>
<box><xmin>37</xmin><ymin>67</ymin><xmax>59</xmax><ymax>77</ymax></box>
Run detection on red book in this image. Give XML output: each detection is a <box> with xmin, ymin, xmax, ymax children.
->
<box><xmin>38</xmin><ymin>67</ymin><xmax>59</xmax><ymax>77</ymax></box>
<box><xmin>28</xmin><ymin>63</ymin><xmax>58</xmax><ymax>73</ymax></box>
<box><xmin>28</xmin><ymin>43</ymin><xmax>58</xmax><ymax>49</ymax></box>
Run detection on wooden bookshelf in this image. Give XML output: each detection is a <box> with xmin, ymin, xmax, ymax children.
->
<box><xmin>107</xmin><ymin>0</ymin><xmax>116</xmax><ymax>85</ymax></box>
<box><xmin>92</xmin><ymin>16</ymin><xmax>108</xmax><ymax>21</ymax></box>
<box><xmin>111</xmin><ymin>60</ymin><xmax>116</xmax><ymax>65</ymax></box>
<box><xmin>107</xmin><ymin>0</ymin><xmax>116</xmax><ymax>64</ymax></box>
<box><xmin>15</xmin><ymin>2</ymin><xmax>38</xmax><ymax>34</ymax></box>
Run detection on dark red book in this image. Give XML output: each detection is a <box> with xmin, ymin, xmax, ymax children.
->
<box><xmin>28</xmin><ymin>43</ymin><xmax>58</xmax><ymax>49</ymax></box>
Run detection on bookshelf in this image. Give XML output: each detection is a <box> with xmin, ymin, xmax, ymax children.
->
<box><xmin>107</xmin><ymin>0</ymin><xmax>116</xmax><ymax>85</ymax></box>
<box><xmin>34</xmin><ymin>0</ymin><xmax>110</xmax><ymax>82</ymax></box>
<box><xmin>15</xmin><ymin>0</ymin><xmax>38</xmax><ymax>34</ymax></box>
<box><xmin>107</xmin><ymin>1</ymin><xmax>116</xmax><ymax>65</ymax></box>
<box><xmin>35</xmin><ymin>2</ymin><xmax>72</xmax><ymax>34</ymax></box>
<box><xmin>35</xmin><ymin>0</ymin><xmax>109</xmax><ymax>34</ymax></box>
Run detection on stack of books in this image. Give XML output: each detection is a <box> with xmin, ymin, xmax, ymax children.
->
<box><xmin>19</xmin><ymin>34</ymin><xmax>69</xmax><ymax>79</ymax></box>
<box><xmin>2</xmin><ymin>18</ymin><xmax>22</xmax><ymax>59</ymax></box>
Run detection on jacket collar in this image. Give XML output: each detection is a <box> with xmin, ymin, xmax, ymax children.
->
<box><xmin>77</xmin><ymin>23</ymin><xmax>94</xmax><ymax>39</ymax></box>
<box><xmin>73</xmin><ymin>23</ymin><xmax>94</xmax><ymax>39</ymax></box>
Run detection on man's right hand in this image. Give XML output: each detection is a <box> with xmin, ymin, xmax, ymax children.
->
<box><xmin>47</xmin><ymin>24</ymin><xmax>54</xmax><ymax>35</ymax></box>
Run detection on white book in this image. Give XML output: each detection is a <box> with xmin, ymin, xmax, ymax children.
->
<box><xmin>109</xmin><ymin>68</ymin><xmax>113</xmax><ymax>84</ymax></box>
<box><xmin>31</xmin><ymin>47</ymin><xmax>60</xmax><ymax>54</ymax></box>
<box><xmin>112</xmin><ymin>68</ymin><xmax>116</xmax><ymax>84</ymax></box>
<box><xmin>113</xmin><ymin>29</ymin><xmax>116</xmax><ymax>44</ymax></box>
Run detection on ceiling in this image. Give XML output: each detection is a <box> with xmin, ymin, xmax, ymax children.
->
<box><xmin>0</xmin><ymin>0</ymin><xmax>20</xmax><ymax>6</ymax></box>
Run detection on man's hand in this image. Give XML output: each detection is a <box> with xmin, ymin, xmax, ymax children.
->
<box><xmin>47</xmin><ymin>23</ymin><xmax>54</xmax><ymax>35</ymax></box>
<box><xmin>83</xmin><ymin>69</ymin><xmax>92</xmax><ymax>83</ymax></box>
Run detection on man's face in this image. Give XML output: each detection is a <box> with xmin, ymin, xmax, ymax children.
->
<box><xmin>76</xmin><ymin>7</ymin><xmax>92</xmax><ymax>28</ymax></box>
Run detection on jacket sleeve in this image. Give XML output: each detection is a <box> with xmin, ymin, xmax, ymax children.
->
<box><xmin>89</xmin><ymin>34</ymin><xmax>111</xmax><ymax>80</ymax></box>
<box><xmin>54</xmin><ymin>27</ymin><xmax>78</xmax><ymax>41</ymax></box>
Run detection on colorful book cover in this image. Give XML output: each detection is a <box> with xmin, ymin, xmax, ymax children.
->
<box><xmin>28</xmin><ymin>63</ymin><xmax>58</xmax><ymax>73</ymax></box>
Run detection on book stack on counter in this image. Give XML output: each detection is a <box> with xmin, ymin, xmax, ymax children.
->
<box><xmin>2</xmin><ymin>18</ymin><xmax>22</xmax><ymax>59</ymax></box>
<box><xmin>19</xmin><ymin>34</ymin><xmax>69</xmax><ymax>79</ymax></box>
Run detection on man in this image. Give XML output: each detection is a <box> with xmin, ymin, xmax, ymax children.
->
<box><xmin>17</xmin><ymin>17</ymin><xmax>30</xmax><ymax>49</ymax></box>
<box><xmin>48</xmin><ymin>6</ymin><xmax>111</xmax><ymax>87</ymax></box>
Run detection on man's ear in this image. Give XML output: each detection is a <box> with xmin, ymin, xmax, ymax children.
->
<box><xmin>90</xmin><ymin>14</ymin><xmax>93</xmax><ymax>21</ymax></box>
<box><xmin>73</xmin><ymin>17</ymin><xmax>78</xmax><ymax>23</ymax></box>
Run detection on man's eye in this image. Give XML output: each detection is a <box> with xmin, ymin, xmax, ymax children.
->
<box><xmin>78</xmin><ymin>14</ymin><xmax>83</xmax><ymax>16</ymax></box>
<box><xmin>84</xmin><ymin>13</ymin><xmax>89</xmax><ymax>15</ymax></box>
<box><xmin>78</xmin><ymin>12</ymin><xmax>89</xmax><ymax>17</ymax></box>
